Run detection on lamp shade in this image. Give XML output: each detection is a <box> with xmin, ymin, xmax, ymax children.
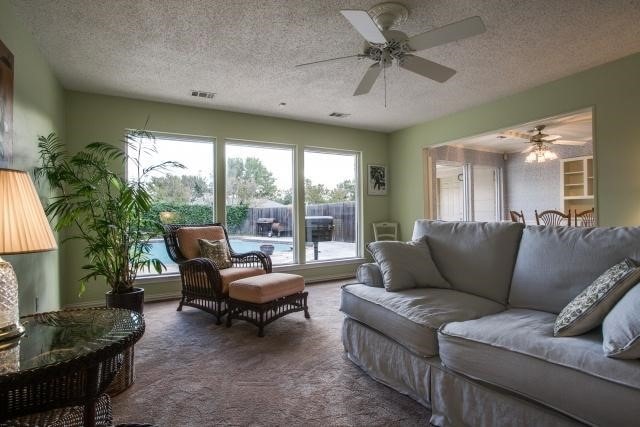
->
<box><xmin>0</xmin><ymin>168</ymin><xmax>57</xmax><ymax>255</ymax></box>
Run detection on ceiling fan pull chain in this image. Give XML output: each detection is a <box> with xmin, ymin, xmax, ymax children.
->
<box><xmin>384</xmin><ymin>64</ymin><xmax>387</xmax><ymax>108</ymax></box>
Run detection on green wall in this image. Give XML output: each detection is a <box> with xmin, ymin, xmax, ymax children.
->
<box><xmin>0</xmin><ymin>2</ymin><xmax>65</xmax><ymax>315</ymax></box>
<box><xmin>390</xmin><ymin>53</ymin><xmax>640</xmax><ymax>239</ymax></box>
<box><xmin>63</xmin><ymin>91</ymin><xmax>389</xmax><ymax>306</ymax></box>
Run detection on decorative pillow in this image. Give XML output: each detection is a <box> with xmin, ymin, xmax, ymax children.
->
<box><xmin>602</xmin><ymin>283</ymin><xmax>640</xmax><ymax>359</ymax></box>
<box><xmin>367</xmin><ymin>238</ymin><xmax>450</xmax><ymax>292</ymax></box>
<box><xmin>554</xmin><ymin>258</ymin><xmax>640</xmax><ymax>337</ymax></box>
<box><xmin>198</xmin><ymin>239</ymin><xmax>232</xmax><ymax>269</ymax></box>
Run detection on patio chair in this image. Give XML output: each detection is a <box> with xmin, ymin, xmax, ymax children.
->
<box><xmin>163</xmin><ymin>223</ymin><xmax>272</xmax><ymax>324</ymax></box>
<box><xmin>535</xmin><ymin>210</ymin><xmax>571</xmax><ymax>226</ymax></box>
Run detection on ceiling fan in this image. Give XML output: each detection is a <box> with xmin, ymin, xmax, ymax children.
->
<box><xmin>295</xmin><ymin>2</ymin><xmax>487</xmax><ymax>100</ymax></box>
<box><xmin>505</xmin><ymin>124</ymin><xmax>588</xmax><ymax>154</ymax></box>
<box><xmin>503</xmin><ymin>124</ymin><xmax>588</xmax><ymax>163</ymax></box>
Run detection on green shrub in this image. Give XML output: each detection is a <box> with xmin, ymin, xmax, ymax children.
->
<box><xmin>226</xmin><ymin>204</ymin><xmax>249</xmax><ymax>232</ymax></box>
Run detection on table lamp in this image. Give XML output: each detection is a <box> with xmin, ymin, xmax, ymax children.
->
<box><xmin>0</xmin><ymin>168</ymin><xmax>57</xmax><ymax>344</ymax></box>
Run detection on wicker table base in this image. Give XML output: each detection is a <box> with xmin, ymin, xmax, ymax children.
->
<box><xmin>106</xmin><ymin>347</ymin><xmax>135</xmax><ymax>396</ymax></box>
<box><xmin>227</xmin><ymin>292</ymin><xmax>310</xmax><ymax>337</ymax></box>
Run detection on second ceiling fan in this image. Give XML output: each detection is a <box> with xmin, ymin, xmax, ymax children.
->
<box><xmin>296</xmin><ymin>2</ymin><xmax>487</xmax><ymax>98</ymax></box>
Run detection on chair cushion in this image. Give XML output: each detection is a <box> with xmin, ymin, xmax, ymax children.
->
<box><xmin>439</xmin><ymin>309</ymin><xmax>640</xmax><ymax>426</ymax></box>
<box><xmin>219</xmin><ymin>268</ymin><xmax>266</xmax><ymax>294</ymax></box>
<box><xmin>603</xmin><ymin>283</ymin><xmax>640</xmax><ymax>359</ymax></box>
<box><xmin>554</xmin><ymin>258</ymin><xmax>640</xmax><ymax>336</ymax></box>
<box><xmin>411</xmin><ymin>220</ymin><xmax>524</xmax><ymax>304</ymax></box>
<box><xmin>176</xmin><ymin>226</ymin><xmax>226</xmax><ymax>259</ymax></box>
<box><xmin>340</xmin><ymin>283</ymin><xmax>505</xmax><ymax>357</ymax></box>
<box><xmin>510</xmin><ymin>225</ymin><xmax>640</xmax><ymax>313</ymax></box>
<box><xmin>229</xmin><ymin>273</ymin><xmax>304</xmax><ymax>303</ymax></box>
<box><xmin>198</xmin><ymin>238</ymin><xmax>232</xmax><ymax>269</ymax></box>
<box><xmin>367</xmin><ymin>238</ymin><xmax>450</xmax><ymax>291</ymax></box>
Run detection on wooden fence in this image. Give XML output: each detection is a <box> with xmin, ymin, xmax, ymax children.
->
<box><xmin>239</xmin><ymin>202</ymin><xmax>356</xmax><ymax>242</ymax></box>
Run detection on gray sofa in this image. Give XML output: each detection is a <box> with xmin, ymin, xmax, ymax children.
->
<box><xmin>340</xmin><ymin>220</ymin><xmax>640</xmax><ymax>426</ymax></box>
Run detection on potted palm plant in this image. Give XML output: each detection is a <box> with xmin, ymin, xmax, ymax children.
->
<box><xmin>35</xmin><ymin>130</ymin><xmax>183</xmax><ymax>313</ymax></box>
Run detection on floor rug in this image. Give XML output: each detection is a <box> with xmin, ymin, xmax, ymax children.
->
<box><xmin>112</xmin><ymin>280</ymin><xmax>430</xmax><ymax>426</ymax></box>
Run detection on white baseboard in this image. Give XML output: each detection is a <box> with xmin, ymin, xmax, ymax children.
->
<box><xmin>62</xmin><ymin>275</ymin><xmax>355</xmax><ymax>309</ymax></box>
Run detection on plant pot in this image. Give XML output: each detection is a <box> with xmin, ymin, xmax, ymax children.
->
<box><xmin>105</xmin><ymin>287</ymin><xmax>145</xmax><ymax>314</ymax></box>
<box><xmin>105</xmin><ymin>287</ymin><xmax>144</xmax><ymax>395</ymax></box>
<box><xmin>259</xmin><ymin>244</ymin><xmax>275</xmax><ymax>256</ymax></box>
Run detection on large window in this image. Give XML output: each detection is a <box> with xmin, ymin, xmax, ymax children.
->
<box><xmin>127</xmin><ymin>132</ymin><xmax>215</xmax><ymax>275</ymax></box>
<box><xmin>304</xmin><ymin>150</ymin><xmax>359</xmax><ymax>262</ymax></box>
<box><xmin>225</xmin><ymin>141</ymin><xmax>295</xmax><ymax>265</ymax></box>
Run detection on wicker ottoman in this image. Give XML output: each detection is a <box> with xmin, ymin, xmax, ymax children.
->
<box><xmin>227</xmin><ymin>273</ymin><xmax>310</xmax><ymax>337</ymax></box>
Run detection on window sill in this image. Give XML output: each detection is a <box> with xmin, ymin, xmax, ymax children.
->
<box><xmin>135</xmin><ymin>258</ymin><xmax>366</xmax><ymax>284</ymax></box>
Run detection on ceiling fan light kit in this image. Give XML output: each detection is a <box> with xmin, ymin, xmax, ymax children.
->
<box><xmin>525</xmin><ymin>146</ymin><xmax>558</xmax><ymax>163</ymax></box>
<box><xmin>296</xmin><ymin>2</ymin><xmax>487</xmax><ymax>103</ymax></box>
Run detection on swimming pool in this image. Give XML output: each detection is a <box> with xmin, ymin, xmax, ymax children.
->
<box><xmin>148</xmin><ymin>239</ymin><xmax>292</xmax><ymax>264</ymax></box>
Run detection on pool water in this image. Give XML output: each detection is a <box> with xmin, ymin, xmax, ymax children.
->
<box><xmin>148</xmin><ymin>239</ymin><xmax>292</xmax><ymax>264</ymax></box>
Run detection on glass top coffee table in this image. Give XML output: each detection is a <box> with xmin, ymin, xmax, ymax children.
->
<box><xmin>0</xmin><ymin>308</ymin><xmax>145</xmax><ymax>426</ymax></box>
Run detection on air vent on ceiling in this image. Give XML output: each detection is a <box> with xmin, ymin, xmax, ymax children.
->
<box><xmin>329</xmin><ymin>112</ymin><xmax>351</xmax><ymax>118</ymax></box>
<box><xmin>191</xmin><ymin>90</ymin><xmax>215</xmax><ymax>99</ymax></box>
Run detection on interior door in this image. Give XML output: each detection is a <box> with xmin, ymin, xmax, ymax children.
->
<box><xmin>437</xmin><ymin>170</ymin><xmax>464</xmax><ymax>221</ymax></box>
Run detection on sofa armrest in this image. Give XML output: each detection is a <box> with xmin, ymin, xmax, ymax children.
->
<box><xmin>356</xmin><ymin>263</ymin><xmax>384</xmax><ymax>287</ymax></box>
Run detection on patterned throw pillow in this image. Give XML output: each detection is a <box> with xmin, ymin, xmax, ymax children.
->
<box><xmin>554</xmin><ymin>259</ymin><xmax>640</xmax><ymax>337</ymax></box>
<box><xmin>198</xmin><ymin>239</ymin><xmax>232</xmax><ymax>269</ymax></box>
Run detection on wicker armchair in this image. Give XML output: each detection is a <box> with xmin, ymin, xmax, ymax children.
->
<box><xmin>163</xmin><ymin>223</ymin><xmax>272</xmax><ymax>324</ymax></box>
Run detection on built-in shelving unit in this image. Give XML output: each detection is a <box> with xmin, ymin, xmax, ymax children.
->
<box><xmin>562</xmin><ymin>156</ymin><xmax>594</xmax><ymax>214</ymax></box>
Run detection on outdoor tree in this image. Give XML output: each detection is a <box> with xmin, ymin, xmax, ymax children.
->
<box><xmin>304</xmin><ymin>178</ymin><xmax>330</xmax><ymax>204</ymax></box>
<box><xmin>329</xmin><ymin>179</ymin><xmax>356</xmax><ymax>202</ymax></box>
<box><xmin>226</xmin><ymin>157</ymin><xmax>278</xmax><ymax>204</ymax></box>
<box><xmin>148</xmin><ymin>174</ymin><xmax>211</xmax><ymax>204</ymax></box>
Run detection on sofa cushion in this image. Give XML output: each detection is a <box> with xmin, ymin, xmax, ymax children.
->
<box><xmin>340</xmin><ymin>283</ymin><xmax>505</xmax><ymax>357</ymax></box>
<box><xmin>603</xmin><ymin>283</ymin><xmax>640</xmax><ymax>359</ymax></box>
<box><xmin>355</xmin><ymin>263</ymin><xmax>384</xmax><ymax>288</ymax></box>
<box><xmin>411</xmin><ymin>220</ymin><xmax>524</xmax><ymax>304</ymax></box>
<box><xmin>554</xmin><ymin>258</ymin><xmax>640</xmax><ymax>336</ymax></box>
<box><xmin>439</xmin><ymin>309</ymin><xmax>640</xmax><ymax>426</ymax></box>
<box><xmin>367</xmin><ymin>238</ymin><xmax>450</xmax><ymax>291</ymax></box>
<box><xmin>510</xmin><ymin>225</ymin><xmax>640</xmax><ymax>313</ymax></box>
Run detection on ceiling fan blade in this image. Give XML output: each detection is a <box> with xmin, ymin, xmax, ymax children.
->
<box><xmin>551</xmin><ymin>140</ymin><xmax>587</xmax><ymax>146</ymax></box>
<box><xmin>399</xmin><ymin>55</ymin><xmax>456</xmax><ymax>82</ymax></box>
<box><xmin>340</xmin><ymin>10</ymin><xmax>387</xmax><ymax>44</ymax></box>
<box><xmin>502</xmin><ymin>130</ymin><xmax>531</xmax><ymax>140</ymax></box>
<box><xmin>521</xmin><ymin>145</ymin><xmax>535</xmax><ymax>153</ymax></box>
<box><xmin>407</xmin><ymin>16</ymin><xmax>486</xmax><ymax>52</ymax></box>
<box><xmin>543</xmin><ymin>135</ymin><xmax>562</xmax><ymax>141</ymax></box>
<box><xmin>354</xmin><ymin>63</ymin><xmax>382</xmax><ymax>96</ymax></box>
<box><xmin>295</xmin><ymin>54</ymin><xmax>365</xmax><ymax>68</ymax></box>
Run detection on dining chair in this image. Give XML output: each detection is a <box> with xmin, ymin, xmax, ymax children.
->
<box><xmin>575</xmin><ymin>208</ymin><xmax>596</xmax><ymax>227</ymax></box>
<box><xmin>509</xmin><ymin>210</ymin><xmax>525</xmax><ymax>224</ymax></box>
<box><xmin>535</xmin><ymin>210</ymin><xmax>571</xmax><ymax>226</ymax></box>
<box><xmin>372</xmin><ymin>222</ymin><xmax>399</xmax><ymax>241</ymax></box>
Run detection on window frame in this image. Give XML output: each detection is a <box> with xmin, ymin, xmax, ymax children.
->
<box><xmin>303</xmin><ymin>146</ymin><xmax>363</xmax><ymax>262</ymax></box>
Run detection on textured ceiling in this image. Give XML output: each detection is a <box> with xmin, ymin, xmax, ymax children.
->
<box><xmin>11</xmin><ymin>0</ymin><xmax>640</xmax><ymax>132</ymax></box>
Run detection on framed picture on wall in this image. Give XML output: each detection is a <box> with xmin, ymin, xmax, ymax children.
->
<box><xmin>0</xmin><ymin>38</ymin><xmax>14</xmax><ymax>168</ymax></box>
<box><xmin>368</xmin><ymin>164</ymin><xmax>387</xmax><ymax>196</ymax></box>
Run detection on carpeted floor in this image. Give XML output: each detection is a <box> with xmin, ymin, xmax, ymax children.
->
<box><xmin>112</xmin><ymin>280</ymin><xmax>431</xmax><ymax>426</ymax></box>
